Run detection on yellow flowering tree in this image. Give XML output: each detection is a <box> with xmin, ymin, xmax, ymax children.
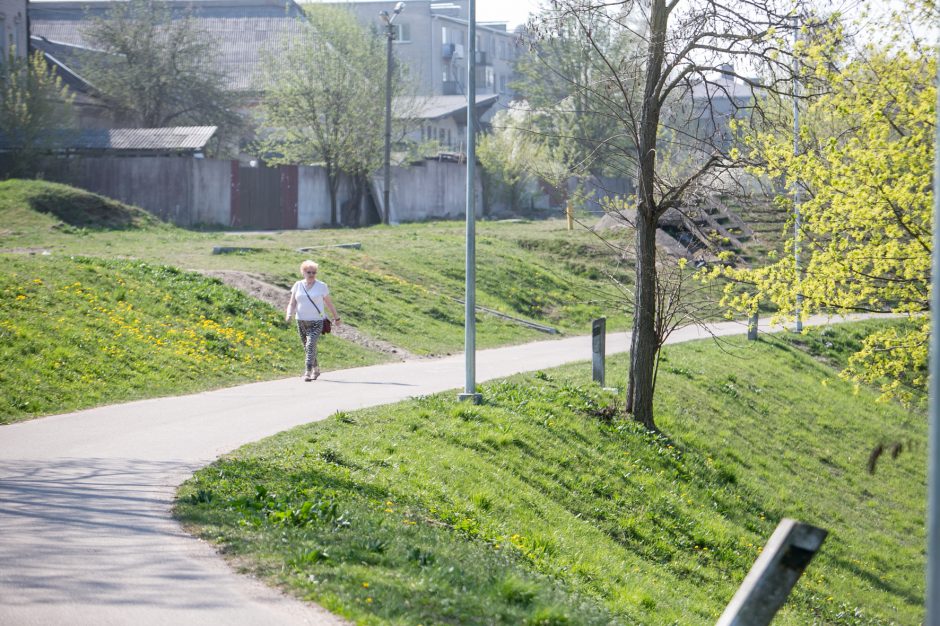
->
<box><xmin>718</xmin><ymin>6</ymin><xmax>937</xmax><ymax>404</ymax></box>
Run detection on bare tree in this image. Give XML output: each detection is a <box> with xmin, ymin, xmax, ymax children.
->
<box><xmin>80</xmin><ymin>0</ymin><xmax>243</xmax><ymax>136</ymax></box>
<box><xmin>523</xmin><ymin>0</ymin><xmax>829</xmax><ymax>430</ymax></box>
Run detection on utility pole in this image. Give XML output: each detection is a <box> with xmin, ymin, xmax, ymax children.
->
<box><xmin>379</xmin><ymin>2</ymin><xmax>405</xmax><ymax>225</ymax></box>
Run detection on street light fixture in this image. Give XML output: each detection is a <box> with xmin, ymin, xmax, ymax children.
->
<box><xmin>379</xmin><ymin>1</ymin><xmax>405</xmax><ymax>225</ymax></box>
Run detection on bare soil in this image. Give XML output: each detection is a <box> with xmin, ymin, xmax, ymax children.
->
<box><xmin>198</xmin><ymin>270</ymin><xmax>417</xmax><ymax>360</ymax></box>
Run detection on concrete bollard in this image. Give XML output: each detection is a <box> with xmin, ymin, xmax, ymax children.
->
<box><xmin>716</xmin><ymin>518</ymin><xmax>827</xmax><ymax>625</ymax></box>
<box><xmin>592</xmin><ymin>318</ymin><xmax>606</xmax><ymax>386</ymax></box>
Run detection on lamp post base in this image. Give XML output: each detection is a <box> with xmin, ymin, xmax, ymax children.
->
<box><xmin>458</xmin><ymin>393</ymin><xmax>482</xmax><ymax>404</ymax></box>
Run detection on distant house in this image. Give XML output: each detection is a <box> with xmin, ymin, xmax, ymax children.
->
<box><xmin>0</xmin><ymin>0</ymin><xmax>27</xmax><ymax>58</ymax></box>
<box><xmin>399</xmin><ymin>93</ymin><xmax>498</xmax><ymax>152</ymax></box>
<box><xmin>28</xmin><ymin>0</ymin><xmax>311</xmax><ymax>129</ymax></box>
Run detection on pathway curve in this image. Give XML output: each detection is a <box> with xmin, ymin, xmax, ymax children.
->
<box><xmin>0</xmin><ymin>315</ymin><xmax>868</xmax><ymax>625</ymax></box>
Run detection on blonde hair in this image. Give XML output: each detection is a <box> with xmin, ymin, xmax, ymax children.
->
<box><xmin>300</xmin><ymin>260</ymin><xmax>319</xmax><ymax>275</ymax></box>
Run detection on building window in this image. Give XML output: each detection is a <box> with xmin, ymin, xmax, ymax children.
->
<box><xmin>392</xmin><ymin>22</ymin><xmax>411</xmax><ymax>43</ymax></box>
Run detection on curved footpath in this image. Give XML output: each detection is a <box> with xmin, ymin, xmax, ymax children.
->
<box><xmin>0</xmin><ymin>314</ymin><xmax>873</xmax><ymax>625</ymax></box>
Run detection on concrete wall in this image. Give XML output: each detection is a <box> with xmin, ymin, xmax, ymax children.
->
<box><xmin>35</xmin><ymin>155</ymin><xmax>483</xmax><ymax>229</ymax></box>
<box><xmin>297</xmin><ymin>165</ymin><xmax>332</xmax><ymax>228</ymax></box>
<box><xmin>191</xmin><ymin>158</ymin><xmax>233</xmax><ymax>226</ymax></box>
<box><xmin>38</xmin><ymin>156</ymin><xmax>208</xmax><ymax>226</ymax></box>
<box><xmin>389</xmin><ymin>159</ymin><xmax>481</xmax><ymax>222</ymax></box>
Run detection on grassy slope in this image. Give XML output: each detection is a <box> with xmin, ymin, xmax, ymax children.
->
<box><xmin>0</xmin><ymin>255</ymin><xmax>385</xmax><ymax>422</ymax></box>
<box><xmin>176</xmin><ymin>324</ymin><xmax>925</xmax><ymax>625</ymax></box>
<box><xmin>1</xmin><ymin>179</ymin><xmax>638</xmax><ymax>420</ymax></box>
<box><xmin>1</xmin><ymin>180</ymin><xmax>635</xmax><ymax>356</ymax></box>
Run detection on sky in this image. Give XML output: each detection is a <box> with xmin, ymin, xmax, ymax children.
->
<box><xmin>475</xmin><ymin>0</ymin><xmax>541</xmax><ymax>29</ymax></box>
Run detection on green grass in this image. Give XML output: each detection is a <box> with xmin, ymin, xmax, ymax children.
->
<box><xmin>0</xmin><ymin>255</ymin><xmax>385</xmax><ymax>423</ymax></box>
<box><xmin>176</xmin><ymin>323</ymin><xmax>925</xmax><ymax>625</ymax></box>
<box><xmin>1</xmin><ymin>179</ymin><xmax>634</xmax><ymax>357</ymax></box>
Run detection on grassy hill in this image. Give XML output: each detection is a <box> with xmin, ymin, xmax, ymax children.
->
<box><xmin>0</xmin><ymin>255</ymin><xmax>385</xmax><ymax>422</ymax></box>
<box><xmin>1</xmin><ymin>179</ymin><xmax>641</xmax><ymax>420</ymax></box>
<box><xmin>175</xmin><ymin>324</ymin><xmax>925</xmax><ymax>624</ymax></box>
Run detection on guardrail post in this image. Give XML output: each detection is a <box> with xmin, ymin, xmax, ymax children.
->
<box><xmin>592</xmin><ymin>317</ymin><xmax>606</xmax><ymax>386</ymax></box>
<box><xmin>716</xmin><ymin>518</ymin><xmax>827</xmax><ymax>626</ymax></box>
<box><xmin>747</xmin><ymin>311</ymin><xmax>759</xmax><ymax>341</ymax></box>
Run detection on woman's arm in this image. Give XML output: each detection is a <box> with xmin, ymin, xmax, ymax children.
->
<box><xmin>285</xmin><ymin>289</ymin><xmax>297</xmax><ymax>322</ymax></box>
<box><xmin>324</xmin><ymin>295</ymin><xmax>341</xmax><ymax>326</ymax></box>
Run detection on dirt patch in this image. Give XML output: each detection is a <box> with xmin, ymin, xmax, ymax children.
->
<box><xmin>0</xmin><ymin>247</ymin><xmax>52</xmax><ymax>255</ymax></box>
<box><xmin>198</xmin><ymin>269</ymin><xmax>418</xmax><ymax>360</ymax></box>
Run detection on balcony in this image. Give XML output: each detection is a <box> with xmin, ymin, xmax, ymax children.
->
<box><xmin>442</xmin><ymin>43</ymin><xmax>464</xmax><ymax>59</ymax></box>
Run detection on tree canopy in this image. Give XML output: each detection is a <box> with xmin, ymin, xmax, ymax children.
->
<box><xmin>718</xmin><ymin>3</ymin><xmax>937</xmax><ymax>405</ymax></box>
<box><xmin>80</xmin><ymin>0</ymin><xmax>242</xmax><ymax>136</ymax></box>
<box><xmin>524</xmin><ymin>0</ymin><xmax>820</xmax><ymax>429</ymax></box>
<box><xmin>0</xmin><ymin>50</ymin><xmax>75</xmax><ymax>177</ymax></box>
<box><xmin>258</xmin><ymin>4</ymin><xmax>412</xmax><ymax>225</ymax></box>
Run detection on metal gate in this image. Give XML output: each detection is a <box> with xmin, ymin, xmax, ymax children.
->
<box><xmin>230</xmin><ymin>162</ymin><xmax>298</xmax><ymax>230</ymax></box>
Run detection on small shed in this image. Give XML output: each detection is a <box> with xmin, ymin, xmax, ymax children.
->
<box><xmin>0</xmin><ymin>126</ymin><xmax>219</xmax><ymax>157</ymax></box>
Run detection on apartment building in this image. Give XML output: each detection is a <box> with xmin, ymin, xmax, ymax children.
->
<box><xmin>325</xmin><ymin>1</ymin><xmax>521</xmax><ymax>99</ymax></box>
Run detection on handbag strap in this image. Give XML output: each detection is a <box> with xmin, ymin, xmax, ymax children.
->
<box><xmin>300</xmin><ymin>282</ymin><xmax>323</xmax><ymax>317</ymax></box>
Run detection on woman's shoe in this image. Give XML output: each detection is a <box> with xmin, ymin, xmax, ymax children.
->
<box><xmin>312</xmin><ymin>368</ymin><xmax>321</xmax><ymax>380</ymax></box>
<box><xmin>303</xmin><ymin>369</ymin><xmax>313</xmax><ymax>382</ymax></box>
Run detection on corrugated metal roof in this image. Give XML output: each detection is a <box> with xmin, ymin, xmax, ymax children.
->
<box><xmin>396</xmin><ymin>94</ymin><xmax>500</xmax><ymax>121</ymax></box>
<box><xmin>0</xmin><ymin>127</ymin><xmax>218</xmax><ymax>152</ymax></box>
<box><xmin>29</xmin><ymin>0</ymin><xmax>311</xmax><ymax>92</ymax></box>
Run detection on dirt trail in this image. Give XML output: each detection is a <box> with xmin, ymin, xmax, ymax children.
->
<box><xmin>198</xmin><ymin>269</ymin><xmax>418</xmax><ymax>360</ymax></box>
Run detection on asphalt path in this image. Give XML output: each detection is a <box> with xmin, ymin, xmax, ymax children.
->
<box><xmin>0</xmin><ymin>314</ymin><xmax>865</xmax><ymax>625</ymax></box>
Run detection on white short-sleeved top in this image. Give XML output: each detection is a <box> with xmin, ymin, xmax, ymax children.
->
<box><xmin>292</xmin><ymin>280</ymin><xmax>330</xmax><ymax>321</ymax></box>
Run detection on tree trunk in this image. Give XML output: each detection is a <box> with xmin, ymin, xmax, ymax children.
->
<box><xmin>627</xmin><ymin>0</ymin><xmax>668</xmax><ymax>431</ymax></box>
<box><xmin>327</xmin><ymin>163</ymin><xmax>339</xmax><ymax>227</ymax></box>
<box><xmin>630</xmin><ymin>211</ymin><xmax>659</xmax><ymax>430</ymax></box>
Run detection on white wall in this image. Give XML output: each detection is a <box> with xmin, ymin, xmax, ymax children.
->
<box><xmin>389</xmin><ymin>159</ymin><xmax>482</xmax><ymax>222</ymax></box>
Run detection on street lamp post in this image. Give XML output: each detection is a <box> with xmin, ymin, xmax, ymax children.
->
<box><xmin>379</xmin><ymin>2</ymin><xmax>405</xmax><ymax>226</ymax></box>
<box><xmin>459</xmin><ymin>0</ymin><xmax>481</xmax><ymax>404</ymax></box>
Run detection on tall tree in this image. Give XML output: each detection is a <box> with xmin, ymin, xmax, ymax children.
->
<box><xmin>259</xmin><ymin>4</ymin><xmax>410</xmax><ymax>226</ymax></box>
<box><xmin>718</xmin><ymin>1</ymin><xmax>937</xmax><ymax>406</ymax></box>
<box><xmin>515</xmin><ymin>6</ymin><xmax>643</xmax><ymax>181</ymax></box>
<box><xmin>527</xmin><ymin>0</ymin><xmax>825</xmax><ymax>429</ymax></box>
<box><xmin>0</xmin><ymin>50</ymin><xmax>75</xmax><ymax>178</ymax></box>
<box><xmin>80</xmin><ymin>0</ymin><xmax>242</xmax><ymax>134</ymax></box>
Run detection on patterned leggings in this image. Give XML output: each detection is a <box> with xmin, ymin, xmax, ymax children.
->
<box><xmin>296</xmin><ymin>319</ymin><xmax>324</xmax><ymax>370</ymax></box>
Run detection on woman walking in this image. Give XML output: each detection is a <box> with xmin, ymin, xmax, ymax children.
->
<box><xmin>285</xmin><ymin>260</ymin><xmax>341</xmax><ymax>381</ymax></box>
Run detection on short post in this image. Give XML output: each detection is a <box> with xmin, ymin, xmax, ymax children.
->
<box><xmin>747</xmin><ymin>311</ymin><xmax>759</xmax><ymax>341</ymax></box>
<box><xmin>566</xmin><ymin>203</ymin><xmax>574</xmax><ymax>231</ymax></box>
<box><xmin>592</xmin><ymin>317</ymin><xmax>606</xmax><ymax>386</ymax></box>
<box><xmin>717</xmin><ymin>518</ymin><xmax>828</xmax><ymax>626</ymax></box>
